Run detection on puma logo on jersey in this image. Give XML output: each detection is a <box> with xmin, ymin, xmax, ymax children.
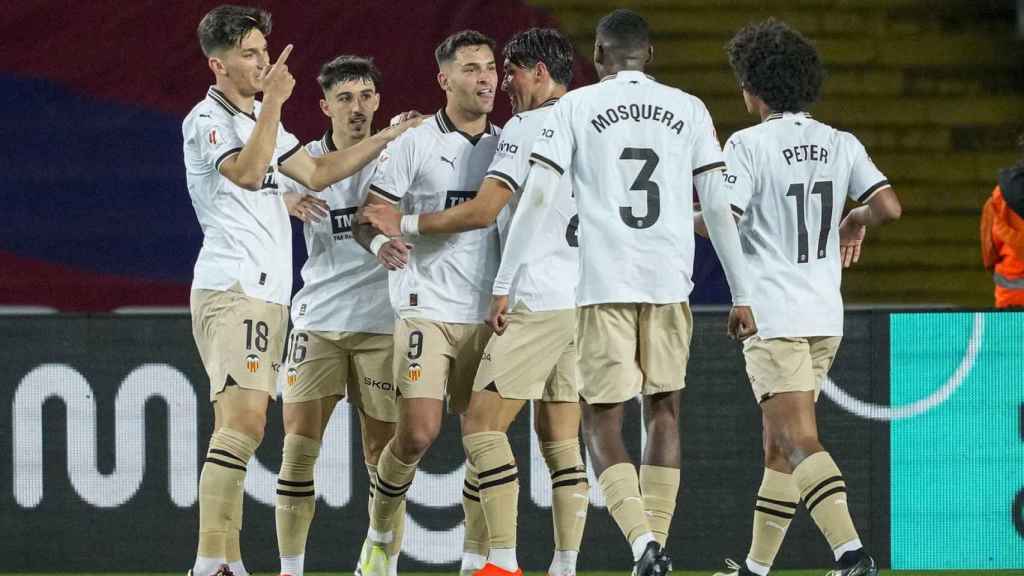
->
<box><xmin>440</xmin><ymin>155</ymin><xmax>457</xmax><ymax>169</ymax></box>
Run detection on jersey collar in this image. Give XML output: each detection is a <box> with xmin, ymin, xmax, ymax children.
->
<box><xmin>435</xmin><ymin>107</ymin><xmax>497</xmax><ymax>145</ymax></box>
<box><xmin>599</xmin><ymin>70</ymin><xmax>655</xmax><ymax>83</ymax></box>
<box><xmin>764</xmin><ymin>111</ymin><xmax>813</xmax><ymax>122</ymax></box>
<box><xmin>207</xmin><ymin>87</ymin><xmax>256</xmax><ymax>121</ymax></box>
<box><xmin>321</xmin><ymin>127</ymin><xmax>338</xmax><ymax>152</ymax></box>
<box><xmin>538</xmin><ymin>97</ymin><xmax>559</xmax><ymax>108</ymax></box>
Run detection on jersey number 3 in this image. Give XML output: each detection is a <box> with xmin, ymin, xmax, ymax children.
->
<box><xmin>619</xmin><ymin>148</ymin><xmax>660</xmax><ymax>229</ymax></box>
<box><xmin>786</xmin><ymin>180</ymin><xmax>834</xmax><ymax>263</ymax></box>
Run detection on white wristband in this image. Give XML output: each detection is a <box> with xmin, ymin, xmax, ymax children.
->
<box><xmin>400</xmin><ymin>214</ymin><xmax>421</xmax><ymax>236</ymax></box>
<box><xmin>369</xmin><ymin>234</ymin><xmax>390</xmax><ymax>256</ymax></box>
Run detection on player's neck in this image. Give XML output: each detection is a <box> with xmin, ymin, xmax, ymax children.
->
<box><xmin>599</xmin><ymin>62</ymin><xmax>645</xmax><ymax>78</ymax></box>
<box><xmin>528</xmin><ymin>84</ymin><xmax>567</xmax><ymax>110</ymax></box>
<box><xmin>444</xmin><ymin>102</ymin><xmax>488</xmax><ymax>136</ymax></box>
<box><xmin>330</xmin><ymin>123</ymin><xmax>364</xmax><ymax>150</ymax></box>
<box><xmin>214</xmin><ymin>79</ymin><xmax>256</xmax><ymax>114</ymax></box>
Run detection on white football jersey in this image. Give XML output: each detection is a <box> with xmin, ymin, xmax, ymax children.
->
<box><xmin>530</xmin><ymin>72</ymin><xmax>725</xmax><ymax>306</ymax></box>
<box><xmin>487</xmin><ymin>99</ymin><xmax>578</xmax><ymax>312</ymax></box>
<box><xmin>367</xmin><ymin>109</ymin><xmax>501</xmax><ymax>323</ymax></box>
<box><xmin>288</xmin><ymin>130</ymin><xmax>392</xmax><ymax>334</ymax></box>
<box><xmin>183</xmin><ymin>87</ymin><xmax>301</xmax><ymax>305</ymax></box>
<box><xmin>724</xmin><ymin>112</ymin><xmax>889</xmax><ymax>338</ymax></box>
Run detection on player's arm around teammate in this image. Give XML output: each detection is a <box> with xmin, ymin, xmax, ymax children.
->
<box><xmin>710</xmin><ymin>19</ymin><xmax>901</xmax><ymax>576</ymax></box>
<box><xmin>504</xmin><ymin>11</ymin><xmax>756</xmax><ymax>575</ymax></box>
<box><xmin>352</xmin><ymin>31</ymin><xmax>503</xmax><ymax>576</ymax></box>
<box><xmin>183</xmin><ymin>6</ymin><xmax>298</xmax><ymax>576</ymax></box>
<box><xmin>364</xmin><ymin>29</ymin><xmax>591</xmax><ymax>576</ymax></box>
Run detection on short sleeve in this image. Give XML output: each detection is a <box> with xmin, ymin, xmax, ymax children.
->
<box><xmin>366</xmin><ymin>131</ymin><xmax>417</xmax><ymax>204</ymax></box>
<box><xmin>195</xmin><ymin>113</ymin><xmax>246</xmax><ymax>172</ymax></box>
<box><xmin>691</xmin><ymin>98</ymin><xmax>726</xmax><ymax>176</ymax></box>
<box><xmin>846</xmin><ymin>135</ymin><xmax>889</xmax><ymax>203</ymax></box>
<box><xmin>529</xmin><ymin>98</ymin><xmax>574</xmax><ymax>175</ymax></box>
<box><xmin>276</xmin><ymin>124</ymin><xmax>302</xmax><ymax>166</ymax></box>
<box><xmin>723</xmin><ymin>135</ymin><xmax>755</xmax><ymax>216</ymax></box>
<box><xmin>485</xmin><ymin>116</ymin><xmax>531</xmax><ymax>191</ymax></box>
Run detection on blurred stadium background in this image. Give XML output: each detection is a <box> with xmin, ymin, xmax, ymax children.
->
<box><xmin>1</xmin><ymin>0</ymin><xmax>1022</xmax><ymax>574</ymax></box>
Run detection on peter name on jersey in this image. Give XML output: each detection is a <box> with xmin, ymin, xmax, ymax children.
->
<box><xmin>782</xmin><ymin>144</ymin><xmax>829</xmax><ymax>165</ymax></box>
<box><xmin>590</xmin><ymin>103</ymin><xmax>685</xmax><ymax>135</ymax></box>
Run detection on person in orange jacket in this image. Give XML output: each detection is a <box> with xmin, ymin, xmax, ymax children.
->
<box><xmin>981</xmin><ymin>151</ymin><xmax>1024</xmax><ymax>308</ymax></box>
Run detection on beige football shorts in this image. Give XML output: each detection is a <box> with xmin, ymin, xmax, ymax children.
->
<box><xmin>282</xmin><ymin>329</ymin><xmax>397</xmax><ymax>422</ymax></box>
<box><xmin>742</xmin><ymin>335</ymin><xmax>843</xmax><ymax>403</ymax></box>
<box><xmin>576</xmin><ymin>302</ymin><xmax>693</xmax><ymax>404</ymax></box>
<box><xmin>472</xmin><ymin>305</ymin><xmax>579</xmax><ymax>402</ymax></box>
<box><xmin>393</xmin><ymin>317</ymin><xmax>492</xmax><ymax>414</ymax></box>
<box><xmin>191</xmin><ymin>287</ymin><xmax>288</xmax><ymax>402</ymax></box>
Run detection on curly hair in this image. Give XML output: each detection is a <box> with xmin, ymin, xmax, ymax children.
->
<box><xmin>725</xmin><ymin>19</ymin><xmax>824</xmax><ymax>113</ymax></box>
<box><xmin>197</xmin><ymin>5</ymin><xmax>271</xmax><ymax>57</ymax></box>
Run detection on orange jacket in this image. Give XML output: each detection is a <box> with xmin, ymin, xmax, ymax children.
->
<box><xmin>981</xmin><ymin>166</ymin><xmax>1024</xmax><ymax>308</ymax></box>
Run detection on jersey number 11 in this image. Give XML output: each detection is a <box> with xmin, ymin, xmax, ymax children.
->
<box><xmin>786</xmin><ymin>180</ymin><xmax>834</xmax><ymax>263</ymax></box>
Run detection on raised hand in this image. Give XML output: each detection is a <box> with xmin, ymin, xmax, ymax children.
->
<box><xmin>261</xmin><ymin>44</ymin><xmax>295</xmax><ymax>105</ymax></box>
<box><xmin>360</xmin><ymin>203</ymin><xmax>402</xmax><ymax>237</ymax></box>
<box><xmin>284</xmin><ymin>191</ymin><xmax>329</xmax><ymax>223</ymax></box>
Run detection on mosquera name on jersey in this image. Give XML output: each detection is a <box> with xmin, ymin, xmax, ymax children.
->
<box><xmin>724</xmin><ymin>111</ymin><xmax>889</xmax><ymax>338</ymax></box>
<box><xmin>487</xmin><ymin>98</ymin><xmax>577</xmax><ymax>312</ymax></box>
<box><xmin>289</xmin><ymin>129</ymin><xmax>391</xmax><ymax>334</ymax></box>
<box><xmin>529</xmin><ymin>71</ymin><xmax>725</xmax><ymax>306</ymax></box>
<box><xmin>183</xmin><ymin>87</ymin><xmax>301</xmax><ymax>305</ymax></box>
<box><xmin>367</xmin><ymin>109</ymin><xmax>502</xmax><ymax>323</ymax></box>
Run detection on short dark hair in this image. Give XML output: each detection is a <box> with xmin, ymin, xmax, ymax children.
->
<box><xmin>317</xmin><ymin>55</ymin><xmax>382</xmax><ymax>93</ymax></box>
<box><xmin>503</xmin><ymin>28</ymin><xmax>575</xmax><ymax>87</ymax></box>
<box><xmin>197</xmin><ymin>4</ymin><xmax>272</xmax><ymax>57</ymax></box>
<box><xmin>434</xmin><ymin>30</ymin><xmax>496</xmax><ymax>67</ymax></box>
<box><xmin>726</xmin><ymin>18</ymin><xmax>824</xmax><ymax>113</ymax></box>
<box><xmin>595</xmin><ymin>9</ymin><xmax>650</xmax><ymax>50</ymax></box>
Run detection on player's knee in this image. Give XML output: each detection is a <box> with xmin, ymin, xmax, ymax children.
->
<box><xmin>762</xmin><ymin>436</ymin><xmax>788</xmax><ymax>469</ymax></box>
<box><xmin>224</xmin><ymin>409</ymin><xmax>267</xmax><ymax>442</ymax></box>
<box><xmin>647</xmin><ymin>402</ymin><xmax>680</xmax><ymax>431</ymax></box>
<box><xmin>362</xmin><ymin>431</ymin><xmax>392</xmax><ymax>464</ymax></box>
<box><xmin>775</xmin><ymin>431</ymin><xmax>822</xmax><ymax>466</ymax></box>
<box><xmin>396</xmin><ymin>422</ymin><xmax>440</xmax><ymax>460</ymax></box>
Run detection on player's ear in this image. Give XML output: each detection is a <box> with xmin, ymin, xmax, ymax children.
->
<box><xmin>320</xmin><ymin>98</ymin><xmax>330</xmax><ymax>118</ymax></box>
<box><xmin>208</xmin><ymin>56</ymin><xmax>226</xmax><ymax>77</ymax></box>
<box><xmin>437</xmin><ymin>70</ymin><xmax>448</xmax><ymax>93</ymax></box>
<box><xmin>593</xmin><ymin>43</ymin><xmax>603</xmax><ymax>67</ymax></box>
<box><xmin>370</xmin><ymin>92</ymin><xmax>381</xmax><ymax>113</ymax></box>
<box><xmin>535</xmin><ymin>61</ymin><xmax>549</xmax><ymax>83</ymax></box>
<box><xmin>647</xmin><ymin>45</ymin><xmax>654</xmax><ymax>65</ymax></box>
